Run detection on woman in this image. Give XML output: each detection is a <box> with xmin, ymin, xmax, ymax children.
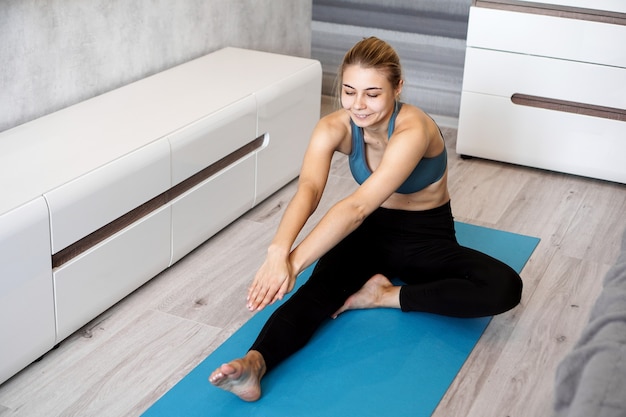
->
<box><xmin>209</xmin><ymin>37</ymin><xmax>522</xmax><ymax>401</ymax></box>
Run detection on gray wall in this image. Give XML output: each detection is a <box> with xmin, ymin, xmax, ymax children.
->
<box><xmin>312</xmin><ymin>0</ymin><xmax>471</xmax><ymax>119</ymax></box>
<box><xmin>0</xmin><ymin>0</ymin><xmax>312</xmax><ymax>133</ymax></box>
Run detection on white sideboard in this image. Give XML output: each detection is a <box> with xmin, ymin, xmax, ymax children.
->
<box><xmin>0</xmin><ymin>47</ymin><xmax>322</xmax><ymax>384</ymax></box>
<box><xmin>456</xmin><ymin>1</ymin><xmax>626</xmax><ymax>183</ymax></box>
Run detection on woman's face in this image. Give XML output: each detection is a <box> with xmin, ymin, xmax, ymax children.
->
<box><xmin>341</xmin><ymin>64</ymin><xmax>402</xmax><ymax>130</ymax></box>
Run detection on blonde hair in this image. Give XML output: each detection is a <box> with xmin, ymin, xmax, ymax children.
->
<box><xmin>334</xmin><ymin>37</ymin><xmax>403</xmax><ymax>102</ymax></box>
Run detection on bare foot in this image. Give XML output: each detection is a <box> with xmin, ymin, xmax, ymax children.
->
<box><xmin>332</xmin><ymin>274</ymin><xmax>400</xmax><ymax>318</ymax></box>
<box><xmin>208</xmin><ymin>350</ymin><xmax>266</xmax><ymax>401</ymax></box>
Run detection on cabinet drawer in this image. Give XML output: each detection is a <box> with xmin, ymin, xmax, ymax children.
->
<box><xmin>457</xmin><ymin>92</ymin><xmax>626</xmax><ymax>183</ymax></box>
<box><xmin>45</xmin><ymin>139</ymin><xmax>171</xmax><ymax>254</ymax></box>
<box><xmin>168</xmin><ymin>96</ymin><xmax>257</xmax><ymax>186</ymax></box>
<box><xmin>53</xmin><ymin>205</ymin><xmax>171</xmax><ymax>341</ymax></box>
<box><xmin>462</xmin><ymin>47</ymin><xmax>626</xmax><ymax>110</ymax></box>
<box><xmin>467</xmin><ymin>7</ymin><xmax>626</xmax><ymax>68</ymax></box>
<box><xmin>170</xmin><ymin>155</ymin><xmax>255</xmax><ymax>265</ymax></box>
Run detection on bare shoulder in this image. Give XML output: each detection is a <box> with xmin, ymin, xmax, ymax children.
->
<box><xmin>395</xmin><ymin>104</ymin><xmax>443</xmax><ymax>144</ymax></box>
<box><xmin>395</xmin><ymin>103</ymin><xmax>432</xmax><ymax>131</ymax></box>
<box><xmin>312</xmin><ymin>109</ymin><xmax>352</xmax><ymax>154</ymax></box>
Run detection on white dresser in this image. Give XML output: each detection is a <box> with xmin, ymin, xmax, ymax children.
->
<box><xmin>0</xmin><ymin>48</ymin><xmax>321</xmax><ymax>385</ymax></box>
<box><xmin>457</xmin><ymin>0</ymin><xmax>626</xmax><ymax>183</ymax></box>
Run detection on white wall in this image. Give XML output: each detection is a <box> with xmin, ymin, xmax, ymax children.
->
<box><xmin>0</xmin><ymin>0</ymin><xmax>312</xmax><ymax>132</ymax></box>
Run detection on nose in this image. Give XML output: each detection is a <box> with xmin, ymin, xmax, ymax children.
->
<box><xmin>354</xmin><ymin>94</ymin><xmax>366</xmax><ymax>110</ymax></box>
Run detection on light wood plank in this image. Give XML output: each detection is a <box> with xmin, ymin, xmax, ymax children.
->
<box><xmin>0</xmin><ymin>310</ymin><xmax>221</xmax><ymax>416</ymax></box>
<box><xmin>447</xmin><ymin>158</ymin><xmax>533</xmax><ymax>226</ymax></box>
<box><xmin>497</xmin><ymin>173</ymin><xmax>587</xmax><ymax>244</ymax></box>
<box><xmin>558</xmin><ymin>181</ymin><xmax>626</xmax><ymax>264</ymax></box>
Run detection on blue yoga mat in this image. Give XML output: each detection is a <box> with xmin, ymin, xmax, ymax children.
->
<box><xmin>144</xmin><ymin>222</ymin><xmax>539</xmax><ymax>417</ymax></box>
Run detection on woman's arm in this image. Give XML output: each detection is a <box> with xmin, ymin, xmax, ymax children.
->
<box><xmin>246</xmin><ymin>115</ymin><xmax>345</xmax><ymax>310</ymax></box>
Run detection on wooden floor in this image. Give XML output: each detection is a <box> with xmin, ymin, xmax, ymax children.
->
<box><xmin>1</xmin><ymin>98</ymin><xmax>625</xmax><ymax>417</ymax></box>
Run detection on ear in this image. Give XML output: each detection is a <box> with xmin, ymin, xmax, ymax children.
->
<box><xmin>395</xmin><ymin>79</ymin><xmax>404</xmax><ymax>98</ymax></box>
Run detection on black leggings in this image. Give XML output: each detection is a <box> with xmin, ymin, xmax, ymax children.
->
<box><xmin>250</xmin><ymin>202</ymin><xmax>522</xmax><ymax>371</ymax></box>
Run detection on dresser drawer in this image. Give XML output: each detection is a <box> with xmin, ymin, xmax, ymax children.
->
<box><xmin>53</xmin><ymin>205</ymin><xmax>171</xmax><ymax>341</ymax></box>
<box><xmin>466</xmin><ymin>7</ymin><xmax>626</xmax><ymax>68</ymax></box>
<box><xmin>461</xmin><ymin>47</ymin><xmax>626</xmax><ymax>110</ymax></box>
<box><xmin>457</xmin><ymin>91</ymin><xmax>626</xmax><ymax>183</ymax></box>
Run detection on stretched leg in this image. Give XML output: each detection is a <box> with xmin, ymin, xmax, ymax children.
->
<box><xmin>250</xmin><ymin>229</ymin><xmax>379</xmax><ymax>370</ymax></box>
<box><xmin>210</xmin><ymin>220</ymin><xmax>380</xmax><ymax>400</ymax></box>
<box><xmin>208</xmin><ymin>273</ymin><xmax>348</xmax><ymax>401</ymax></box>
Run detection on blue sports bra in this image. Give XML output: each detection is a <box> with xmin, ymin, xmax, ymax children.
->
<box><xmin>348</xmin><ymin>102</ymin><xmax>447</xmax><ymax>194</ymax></box>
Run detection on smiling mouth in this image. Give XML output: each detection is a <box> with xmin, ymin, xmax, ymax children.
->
<box><xmin>353</xmin><ymin>113</ymin><xmax>370</xmax><ymax>119</ymax></box>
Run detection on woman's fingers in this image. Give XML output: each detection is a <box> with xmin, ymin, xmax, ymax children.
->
<box><xmin>246</xmin><ymin>276</ymin><xmax>295</xmax><ymax>311</ymax></box>
<box><xmin>247</xmin><ymin>280</ymin><xmax>279</xmax><ymax>311</ymax></box>
<box><xmin>277</xmin><ymin>277</ymin><xmax>294</xmax><ymax>301</ymax></box>
<box><xmin>246</xmin><ymin>259</ymin><xmax>295</xmax><ymax>311</ymax></box>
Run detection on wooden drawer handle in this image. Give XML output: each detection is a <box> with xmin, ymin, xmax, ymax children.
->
<box><xmin>52</xmin><ymin>135</ymin><xmax>265</xmax><ymax>268</ymax></box>
<box><xmin>511</xmin><ymin>93</ymin><xmax>626</xmax><ymax>122</ymax></box>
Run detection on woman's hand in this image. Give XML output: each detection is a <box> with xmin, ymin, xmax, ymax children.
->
<box><xmin>244</xmin><ymin>110</ymin><xmax>345</xmax><ymax>312</ymax></box>
<box><xmin>246</xmin><ymin>249</ymin><xmax>296</xmax><ymax>311</ymax></box>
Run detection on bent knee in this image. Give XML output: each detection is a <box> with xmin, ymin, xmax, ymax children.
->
<box><xmin>494</xmin><ymin>271</ymin><xmax>523</xmax><ymax>313</ymax></box>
